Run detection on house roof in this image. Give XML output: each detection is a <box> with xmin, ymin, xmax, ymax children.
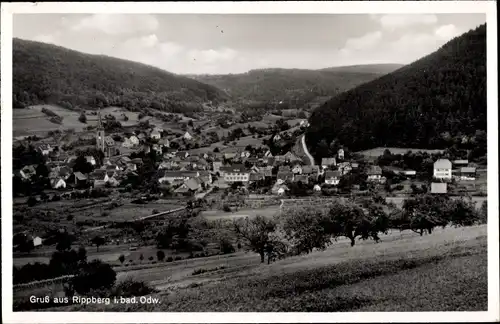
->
<box><xmin>461</xmin><ymin>167</ymin><xmax>476</xmax><ymax>173</ymax></box>
<box><xmin>367</xmin><ymin>166</ymin><xmax>382</xmax><ymax>175</ymax></box>
<box><xmin>250</xmin><ymin>173</ymin><xmax>265</xmax><ymax>181</ymax></box>
<box><xmin>73</xmin><ymin>172</ymin><xmax>87</xmax><ymax>181</ymax></box>
<box><xmin>293</xmin><ymin>175</ymin><xmax>309</xmax><ymax>182</ymax></box>
<box><xmin>302</xmin><ymin>165</ymin><xmax>319</xmax><ymax>174</ymax></box>
<box><xmin>325</xmin><ymin>171</ymin><xmax>341</xmax><ymax>178</ymax></box>
<box><xmin>160</xmin><ymin>170</ymin><xmax>197</xmax><ymax>178</ymax></box>
<box><xmin>453</xmin><ymin>159</ymin><xmax>469</xmax><ymax>164</ymax></box>
<box><xmin>279</xmin><ymin>166</ymin><xmax>291</xmax><ymax>172</ymax></box>
<box><xmin>220</xmin><ymin>164</ymin><xmax>248</xmax><ymax>173</ymax></box>
<box><xmin>50</xmin><ymin>178</ymin><xmax>65</xmax><ymax>186</ymax></box>
<box><xmin>90</xmin><ymin>169</ymin><xmax>107</xmax><ymax>180</ymax></box>
<box><xmin>321</xmin><ymin>158</ymin><xmax>336</xmax><ymax>165</ymax></box>
<box><xmin>185</xmin><ymin>178</ymin><xmax>201</xmax><ymax>191</ymax></box>
<box><xmin>277</xmin><ymin>171</ymin><xmax>293</xmax><ymax>180</ymax></box>
<box><xmin>434</xmin><ymin>159</ymin><xmax>452</xmax><ymax>169</ymax></box>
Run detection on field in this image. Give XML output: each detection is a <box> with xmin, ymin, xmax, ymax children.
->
<box><xmin>13</xmin><ymin>105</ymin><xmax>187</xmax><ymax>137</ymax></box>
<box><xmin>386</xmin><ymin>196</ymin><xmax>487</xmax><ymax>209</ymax></box>
<box><xmin>357</xmin><ymin>147</ymin><xmax>445</xmax><ymax>157</ymax></box>
<box><xmin>49</xmin><ymin>224</ymin><xmax>487</xmax><ymax>312</ymax></box>
<box><xmin>13</xmin><ymin>105</ymin><xmax>86</xmax><ymax>137</ymax></box>
<box><xmin>201</xmin><ymin>206</ymin><xmax>280</xmax><ymax>221</ymax></box>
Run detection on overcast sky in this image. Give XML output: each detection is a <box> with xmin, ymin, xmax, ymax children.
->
<box><xmin>13</xmin><ymin>13</ymin><xmax>485</xmax><ymax>75</ymax></box>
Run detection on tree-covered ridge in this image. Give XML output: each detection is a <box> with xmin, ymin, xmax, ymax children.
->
<box><xmin>306</xmin><ymin>24</ymin><xmax>487</xmax><ymax>161</ymax></box>
<box><xmin>187</xmin><ymin>67</ymin><xmax>395</xmax><ymax>104</ymax></box>
<box><xmin>13</xmin><ymin>39</ymin><xmax>227</xmax><ymax>112</ymax></box>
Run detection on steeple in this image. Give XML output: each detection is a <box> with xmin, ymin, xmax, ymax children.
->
<box><xmin>97</xmin><ymin>107</ymin><xmax>103</xmax><ymax>129</ymax></box>
<box><xmin>96</xmin><ymin>107</ymin><xmax>105</xmax><ymax>153</ymax></box>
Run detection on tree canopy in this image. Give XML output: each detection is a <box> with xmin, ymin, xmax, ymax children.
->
<box><xmin>13</xmin><ymin>38</ymin><xmax>227</xmax><ymax>112</ymax></box>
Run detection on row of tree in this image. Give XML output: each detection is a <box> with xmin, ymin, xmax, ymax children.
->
<box><xmin>233</xmin><ymin>195</ymin><xmax>485</xmax><ymax>264</ymax></box>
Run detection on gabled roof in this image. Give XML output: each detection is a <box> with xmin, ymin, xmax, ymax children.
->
<box><xmin>434</xmin><ymin>159</ymin><xmax>452</xmax><ymax>169</ymax></box>
<box><xmin>461</xmin><ymin>167</ymin><xmax>476</xmax><ymax>173</ymax></box>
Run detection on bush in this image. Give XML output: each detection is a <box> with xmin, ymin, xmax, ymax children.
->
<box><xmin>166</xmin><ymin>256</ymin><xmax>173</xmax><ymax>262</ymax></box>
<box><xmin>79</xmin><ymin>113</ymin><xmax>87</xmax><ymax>123</ymax></box>
<box><xmin>220</xmin><ymin>238</ymin><xmax>235</xmax><ymax>254</ymax></box>
<box><xmin>112</xmin><ymin>278</ymin><xmax>157</xmax><ymax>297</ymax></box>
<box><xmin>222</xmin><ymin>204</ymin><xmax>231</xmax><ymax>212</ymax></box>
<box><xmin>27</xmin><ymin>196</ymin><xmax>38</xmax><ymax>207</ymax></box>
<box><xmin>156</xmin><ymin>250</ymin><xmax>165</xmax><ymax>261</ymax></box>
<box><xmin>174</xmin><ymin>256</ymin><xmax>182</xmax><ymax>261</ymax></box>
<box><xmin>72</xmin><ymin>260</ymin><xmax>117</xmax><ymax>295</ymax></box>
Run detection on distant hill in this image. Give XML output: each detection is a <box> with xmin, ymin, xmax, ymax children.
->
<box><xmin>320</xmin><ymin>64</ymin><xmax>404</xmax><ymax>74</ymax></box>
<box><xmin>186</xmin><ymin>65</ymin><xmax>400</xmax><ymax>105</ymax></box>
<box><xmin>13</xmin><ymin>39</ymin><xmax>227</xmax><ymax>113</ymax></box>
<box><xmin>306</xmin><ymin>24</ymin><xmax>487</xmax><ymax>162</ymax></box>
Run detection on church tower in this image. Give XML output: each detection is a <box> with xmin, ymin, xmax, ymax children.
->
<box><xmin>96</xmin><ymin>108</ymin><xmax>105</xmax><ymax>152</ymax></box>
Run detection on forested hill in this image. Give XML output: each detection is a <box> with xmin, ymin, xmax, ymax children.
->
<box><xmin>13</xmin><ymin>39</ymin><xmax>227</xmax><ymax>112</ymax></box>
<box><xmin>186</xmin><ymin>66</ymin><xmax>400</xmax><ymax>104</ymax></box>
<box><xmin>306</xmin><ymin>24</ymin><xmax>487</xmax><ymax>162</ymax></box>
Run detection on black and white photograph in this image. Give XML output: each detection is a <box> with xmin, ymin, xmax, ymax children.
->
<box><xmin>1</xmin><ymin>1</ymin><xmax>498</xmax><ymax>323</ymax></box>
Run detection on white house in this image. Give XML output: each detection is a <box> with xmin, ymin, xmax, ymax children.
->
<box><xmin>460</xmin><ymin>167</ymin><xmax>476</xmax><ymax>181</ymax></box>
<box><xmin>33</xmin><ymin>236</ymin><xmax>43</xmax><ymax>247</ymax></box>
<box><xmin>313</xmin><ymin>184</ymin><xmax>322</xmax><ymax>192</ymax></box>
<box><xmin>433</xmin><ymin>159</ymin><xmax>452</xmax><ymax>180</ymax></box>
<box><xmin>324</xmin><ymin>171</ymin><xmax>341</xmax><ymax>185</ymax></box>
<box><xmin>122</xmin><ymin>138</ymin><xmax>134</xmax><ymax>148</ymax></box>
<box><xmin>367</xmin><ymin>166</ymin><xmax>383</xmax><ymax>182</ymax></box>
<box><xmin>183</xmin><ymin>132</ymin><xmax>193</xmax><ymax>140</ymax></box>
<box><xmin>50</xmin><ymin>178</ymin><xmax>66</xmax><ymax>189</ymax></box>
<box><xmin>292</xmin><ymin>164</ymin><xmax>303</xmax><ymax>174</ymax></box>
<box><xmin>321</xmin><ymin>158</ymin><xmax>336</xmax><ymax>169</ymax></box>
<box><xmin>220</xmin><ymin>165</ymin><xmax>250</xmax><ymax>183</ymax></box>
<box><xmin>150</xmin><ymin>129</ymin><xmax>162</xmax><ymax>140</ymax></box>
<box><xmin>129</xmin><ymin>135</ymin><xmax>140</xmax><ymax>146</ymax></box>
<box><xmin>85</xmin><ymin>155</ymin><xmax>96</xmax><ymax>166</ymax></box>
<box><xmin>337</xmin><ymin>148</ymin><xmax>345</xmax><ymax>160</ymax></box>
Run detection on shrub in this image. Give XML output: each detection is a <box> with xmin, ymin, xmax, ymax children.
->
<box><xmin>174</xmin><ymin>256</ymin><xmax>182</xmax><ymax>261</ymax></box>
<box><xmin>222</xmin><ymin>204</ymin><xmax>231</xmax><ymax>212</ymax></box>
<box><xmin>166</xmin><ymin>256</ymin><xmax>173</xmax><ymax>262</ymax></box>
<box><xmin>118</xmin><ymin>255</ymin><xmax>125</xmax><ymax>265</ymax></box>
<box><xmin>112</xmin><ymin>278</ymin><xmax>157</xmax><ymax>297</ymax></box>
<box><xmin>72</xmin><ymin>260</ymin><xmax>116</xmax><ymax>295</ymax></box>
<box><xmin>156</xmin><ymin>250</ymin><xmax>165</xmax><ymax>261</ymax></box>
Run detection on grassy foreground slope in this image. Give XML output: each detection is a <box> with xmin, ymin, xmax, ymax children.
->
<box><xmin>13</xmin><ymin>39</ymin><xmax>226</xmax><ymax>112</ymax></box>
<box><xmin>55</xmin><ymin>225</ymin><xmax>486</xmax><ymax>312</ymax></box>
<box><xmin>306</xmin><ymin>24</ymin><xmax>486</xmax><ymax>161</ymax></box>
<box><xmin>187</xmin><ymin>66</ymin><xmax>401</xmax><ymax>104</ymax></box>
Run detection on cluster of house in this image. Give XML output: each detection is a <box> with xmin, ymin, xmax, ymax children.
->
<box><xmin>154</xmin><ymin>147</ymin><xmax>362</xmax><ymax>196</ymax></box>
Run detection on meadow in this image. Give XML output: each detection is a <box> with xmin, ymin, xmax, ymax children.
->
<box><xmin>49</xmin><ymin>224</ymin><xmax>487</xmax><ymax>312</ymax></box>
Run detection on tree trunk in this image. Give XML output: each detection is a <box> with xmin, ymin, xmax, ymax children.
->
<box><xmin>419</xmin><ymin>229</ymin><xmax>424</xmax><ymax>236</ymax></box>
<box><xmin>260</xmin><ymin>252</ymin><xmax>265</xmax><ymax>263</ymax></box>
<box><xmin>349</xmin><ymin>236</ymin><xmax>355</xmax><ymax>247</ymax></box>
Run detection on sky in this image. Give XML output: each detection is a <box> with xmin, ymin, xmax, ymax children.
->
<box><xmin>13</xmin><ymin>13</ymin><xmax>486</xmax><ymax>75</ymax></box>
